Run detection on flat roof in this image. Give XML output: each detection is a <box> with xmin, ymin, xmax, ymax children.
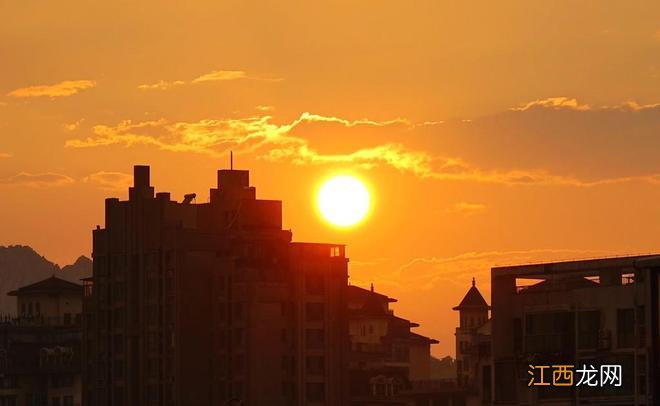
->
<box><xmin>492</xmin><ymin>254</ymin><xmax>660</xmax><ymax>277</ymax></box>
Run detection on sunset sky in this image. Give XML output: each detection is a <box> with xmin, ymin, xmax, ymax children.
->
<box><xmin>2</xmin><ymin>1</ymin><xmax>660</xmax><ymax>357</ymax></box>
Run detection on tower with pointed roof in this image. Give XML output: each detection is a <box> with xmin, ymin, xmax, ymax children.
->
<box><xmin>453</xmin><ymin>277</ymin><xmax>491</xmax><ymax>390</ymax></box>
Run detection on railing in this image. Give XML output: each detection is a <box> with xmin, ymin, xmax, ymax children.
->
<box><xmin>0</xmin><ymin>315</ymin><xmax>82</xmax><ymax>327</ymax></box>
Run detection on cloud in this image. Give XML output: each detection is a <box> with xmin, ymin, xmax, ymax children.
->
<box><xmin>7</xmin><ymin>80</ymin><xmax>96</xmax><ymax>98</ymax></box>
<box><xmin>82</xmin><ymin>171</ymin><xmax>132</xmax><ymax>191</ymax></box>
<box><xmin>63</xmin><ymin>119</ymin><xmax>84</xmax><ymax>132</ymax></box>
<box><xmin>65</xmin><ymin>106</ymin><xmax>660</xmax><ymax>187</ymax></box>
<box><xmin>511</xmin><ymin>97</ymin><xmax>591</xmax><ymax>112</ymax></box>
<box><xmin>138</xmin><ymin>69</ymin><xmax>281</xmax><ymax>91</ymax></box>
<box><xmin>192</xmin><ymin>70</ymin><xmax>247</xmax><ymax>83</ymax></box>
<box><xmin>445</xmin><ymin>202</ymin><xmax>487</xmax><ymax>215</ymax></box>
<box><xmin>392</xmin><ymin>248</ymin><xmax>617</xmax><ymax>291</ymax></box>
<box><xmin>256</xmin><ymin>105</ymin><xmax>274</xmax><ymax>112</ymax></box>
<box><xmin>137</xmin><ymin>80</ymin><xmax>186</xmax><ymax>90</ymax></box>
<box><xmin>0</xmin><ymin>152</ymin><xmax>11</xmax><ymax>159</ymax></box>
<box><xmin>0</xmin><ymin>172</ymin><xmax>74</xmax><ymax>187</ymax></box>
<box><xmin>511</xmin><ymin>97</ymin><xmax>660</xmax><ymax>113</ymax></box>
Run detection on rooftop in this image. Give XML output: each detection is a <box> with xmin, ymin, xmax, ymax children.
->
<box><xmin>8</xmin><ymin>276</ymin><xmax>82</xmax><ymax>296</ymax></box>
<box><xmin>453</xmin><ymin>278</ymin><xmax>489</xmax><ymax>310</ymax></box>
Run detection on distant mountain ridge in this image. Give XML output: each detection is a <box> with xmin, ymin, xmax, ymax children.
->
<box><xmin>0</xmin><ymin>245</ymin><xmax>91</xmax><ymax>314</ymax></box>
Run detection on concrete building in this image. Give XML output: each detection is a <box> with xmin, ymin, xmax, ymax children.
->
<box><xmin>453</xmin><ymin>279</ymin><xmax>492</xmax><ymax>405</ymax></box>
<box><xmin>82</xmin><ymin>165</ymin><xmax>349</xmax><ymax>406</ymax></box>
<box><xmin>347</xmin><ymin>285</ymin><xmax>454</xmax><ymax>405</ymax></box>
<box><xmin>0</xmin><ymin>276</ymin><xmax>83</xmax><ymax>406</ymax></box>
<box><xmin>491</xmin><ymin>254</ymin><xmax>660</xmax><ymax>405</ymax></box>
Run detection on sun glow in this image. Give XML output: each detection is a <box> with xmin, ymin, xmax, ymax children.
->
<box><xmin>317</xmin><ymin>175</ymin><xmax>371</xmax><ymax>227</ymax></box>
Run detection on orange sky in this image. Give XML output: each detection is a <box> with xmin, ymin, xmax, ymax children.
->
<box><xmin>2</xmin><ymin>1</ymin><xmax>660</xmax><ymax>357</ymax></box>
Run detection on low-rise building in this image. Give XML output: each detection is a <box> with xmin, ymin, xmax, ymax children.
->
<box><xmin>347</xmin><ymin>285</ymin><xmax>461</xmax><ymax>405</ymax></box>
<box><xmin>0</xmin><ymin>276</ymin><xmax>83</xmax><ymax>406</ymax></box>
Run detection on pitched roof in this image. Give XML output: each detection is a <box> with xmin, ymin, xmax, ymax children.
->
<box><xmin>453</xmin><ymin>278</ymin><xmax>490</xmax><ymax>310</ymax></box>
<box><xmin>7</xmin><ymin>276</ymin><xmax>82</xmax><ymax>296</ymax></box>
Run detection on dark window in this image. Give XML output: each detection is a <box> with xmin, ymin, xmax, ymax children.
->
<box><xmin>305</xmin><ymin>273</ymin><xmax>325</xmax><ymax>295</ymax></box>
<box><xmin>637</xmin><ymin>305</ymin><xmax>646</xmax><ymax>347</ymax></box>
<box><xmin>525</xmin><ymin>312</ymin><xmax>574</xmax><ymax>353</ymax></box>
<box><xmin>306</xmin><ymin>355</ymin><xmax>325</xmax><ymax>375</ymax></box>
<box><xmin>305</xmin><ymin>303</ymin><xmax>324</xmax><ymax>322</ymax></box>
<box><xmin>617</xmin><ymin>308</ymin><xmax>634</xmax><ymax>348</ymax></box>
<box><xmin>513</xmin><ymin>318</ymin><xmax>522</xmax><ymax>352</ymax></box>
<box><xmin>578</xmin><ymin>311</ymin><xmax>600</xmax><ymax>349</ymax></box>
<box><xmin>305</xmin><ymin>329</ymin><xmax>325</xmax><ymax>349</ymax></box>
<box><xmin>306</xmin><ymin>382</ymin><xmax>325</xmax><ymax>402</ymax></box>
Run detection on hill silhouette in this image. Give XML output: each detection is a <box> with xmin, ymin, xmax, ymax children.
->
<box><xmin>0</xmin><ymin>245</ymin><xmax>91</xmax><ymax>314</ymax></box>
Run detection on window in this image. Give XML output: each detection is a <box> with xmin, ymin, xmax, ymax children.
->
<box><xmin>513</xmin><ymin>318</ymin><xmax>522</xmax><ymax>352</ymax></box>
<box><xmin>51</xmin><ymin>397</ymin><xmax>61</xmax><ymax>406</ymax></box>
<box><xmin>306</xmin><ymin>382</ymin><xmax>325</xmax><ymax>402</ymax></box>
<box><xmin>63</xmin><ymin>313</ymin><xmax>71</xmax><ymax>325</ymax></box>
<box><xmin>305</xmin><ymin>329</ymin><xmax>325</xmax><ymax>349</ymax></box>
<box><xmin>306</xmin><ymin>356</ymin><xmax>325</xmax><ymax>375</ymax></box>
<box><xmin>305</xmin><ymin>274</ymin><xmax>324</xmax><ymax>295</ymax></box>
<box><xmin>578</xmin><ymin>311</ymin><xmax>600</xmax><ymax>349</ymax></box>
<box><xmin>28</xmin><ymin>302</ymin><xmax>33</xmax><ymax>315</ymax></box>
<box><xmin>525</xmin><ymin>312</ymin><xmax>574</xmax><ymax>353</ymax></box>
<box><xmin>35</xmin><ymin>302</ymin><xmax>41</xmax><ymax>315</ymax></box>
<box><xmin>305</xmin><ymin>303</ymin><xmax>324</xmax><ymax>322</ymax></box>
<box><xmin>637</xmin><ymin>305</ymin><xmax>646</xmax><ymax>347</ymax></box>
<box><xmin>617</xmin><ymin>308</ymin><xmax>634</xmax><ymax>348</ymax></box>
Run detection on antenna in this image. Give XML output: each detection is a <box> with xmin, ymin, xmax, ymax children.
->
<box><xmin>230</xmin><ymin>151</ymin><xmax>233</xmax><ymax>170</ymax></box>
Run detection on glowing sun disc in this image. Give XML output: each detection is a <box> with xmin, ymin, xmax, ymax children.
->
<box><xmin>317</xmin><ymin>175</ymin><xmax>370</xmax><ymax>227</ymax></box>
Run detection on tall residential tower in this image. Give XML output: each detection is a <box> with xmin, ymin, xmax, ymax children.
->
<box><xmin>82</xmin><ymin>166</ymin><xmax>349</xmax><ymax>406</ymax></box>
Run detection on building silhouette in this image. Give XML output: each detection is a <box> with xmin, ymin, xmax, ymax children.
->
<box><xmin>347</xmin><ymin>285</ymin><xmax>464</xmax><ymax>405</ymax></box>
<box><xmin>82</xmin><ymin>166</ymin><xmax>349</xmax><ymax>405</ymax></box>
<box><xmin>490</xmin><ymin>255</ymin><xmax>660</xmax><ymax>405</ymax></box>
<box><xmin>0</xmin><ymin>276</ymin><xmax>83</xmax><ymax>406</ymax></box>
<box><xmin>453</xmin><ymin>278</ymin><xmax>491</xmax><ymax>404</ymax></box>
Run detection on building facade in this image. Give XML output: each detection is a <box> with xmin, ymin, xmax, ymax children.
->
<box><xmin>0</xmin><ymin>276</ymin><xmax>83</xmax><ymax>406</ymax></box>
<box><xmin>82</xmin><ymin>165</ymin><xmax>349</xmax><ymax>406</ymax></box>
<box><xmin>453</xmin><ymin>279</ymin><xmax>492</xmax><ymax>405</ymax></box>
<box><xmin>491</xmin><ymin>255</ymin><xmax>660</xmax><ymax>405</ymax></box>
<box><xmin>347</xmin><ymin>285</ymin><xmax>452</xmax><ymax>405</ymax></box>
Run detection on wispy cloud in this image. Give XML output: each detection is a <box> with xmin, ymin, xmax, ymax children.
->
<box><xmin>63</xmin><ymin>119</ymin><xmax>84</xmax><ymax>132</ymax></box>
<box><xmin>0</xmin><ymin>172</ymin><xmax>74</xmax><ymax>187</ymax></box>
<box><xmin>511</xmin><ymin>97</ymin><xmax>660</xmax><ymax>112</ymax></box>
<box><xmin>445</xmin><ymin>201</ymin><xmax>487</xmax><ymax>215</ymax></box>
<box><xmin>65</xmin><ymin>110</ymin><xmax>660</xmax><ymax>187</ymax></box>
<box><xmin>192</xmin><ymin>70</ymin><xmax>247</xmax><ymax>83</ymax></box>
<box><xmin>511</xmin><ymin>97</ymin><xmax>591</xmax><ymax>112</ymax></box>
<box><xmin>7</xmin><ymin>80</ymin><xmax>96</xmax><ymax>98</ymax></box>
<box><xmin>391</xmin><ymin>248</ymin><xmax>618</xmax><ymax>291</ymax></box>
<box><xmin>82</xmin><ymin>171</ymin><xmax>132</xmax><ymax>191</ymax></box>
<box><xmin>0</xmin><ymin>152</ymin><xmax>11</xmax><ymax>159</ymax></box>
<box><xmin>138</xmin><ymin>69</ymin><xmax>281</xmax><ymax>91</ymax></box>
<box><xmin>256</xmin><ymin>105</ymin><xmax>274</xmax><ymax>112</ymax></box>
<box><xmin>137</xmin><ymin>80</ymin><xmax>186</xmax><ymax>90</ymax></box>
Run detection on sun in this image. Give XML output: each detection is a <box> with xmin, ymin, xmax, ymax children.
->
<box><xmin>317</xmin><ymin>175</ymin><xmax>371</xmax><ymax>227</ymax></box>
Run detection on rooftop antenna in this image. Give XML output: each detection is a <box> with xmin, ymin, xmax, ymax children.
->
<box><xmin>370</xmin><ymin>283</ymin><xmax>374</xmax><ymax>292</ymax></box>
<box><xmin>230</xmin><ymin>151</ymin><xmax>233</xmax><ymax>170</ymax></box>
<box><xmin>472</xmin><ymin>277</ymin><xmax>476</xmax><ymax>287</ymax></box>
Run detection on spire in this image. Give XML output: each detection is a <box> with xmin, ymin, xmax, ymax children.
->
<box><xmin>452</xmin><ymin>278</ymin><xmax>490</xmax><ymax>311</ymax></box>
<box><xmin>370</xmin><ymin>282</ymin><xmax>374</xmax><ymax>292</ymax></box>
